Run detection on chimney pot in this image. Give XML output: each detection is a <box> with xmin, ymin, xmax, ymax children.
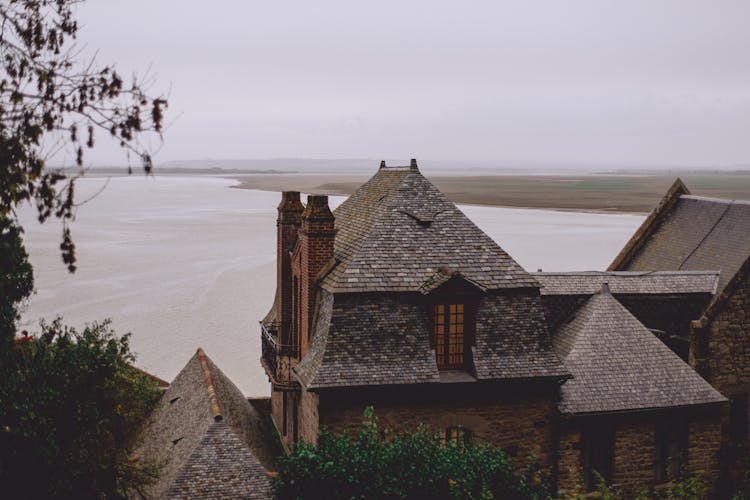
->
<box><xmin>410</xmin><ymin>158</ymin><xmax>418</xmax><ymax>170</ymax></box>
<box><xmin>380</xmin><ymin>160</ymin><xmax>386</xmax><ymax>169</ymax></box>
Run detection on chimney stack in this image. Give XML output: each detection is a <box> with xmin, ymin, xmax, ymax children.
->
<box><xmin>299</xmin><ymin>195</ymin><xmax>336</xmax><ymax>356</ymax></box>
<box><xmin>410</xmin><ymin>158</ymin><xmax>418</xmax><ymax>171</ymax></box>
<box><xmin>276</xmin><ymin>191</ymin><xmax>304</xmax><ymax>345</ymax></box>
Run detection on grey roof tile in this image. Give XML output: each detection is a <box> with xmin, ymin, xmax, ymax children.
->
<box><xmin>166</xmin><ymin>421</ymin><xmax>271</xmax><ymax>499</ymax></box>
<box><xmin>553</xmin><ymin>291</ymin><xmax>726</xmax><ymax>415</ymax></box>
<box><xmin>322</xmin><ymin>167</ymin><xmax>538</xmax><ymax>293</ymax></box>
<box><xmin>623</xmin><ymin>195</ymin><xmax>750</xmax><ymax>297</ymax></box>
<box><xmin>295</xmin><ymin>289</ymin><xmax>568</xmax><ymax>389</ymax></box>
<box><xmin>533</xmin><ymin>270</ymin><xmax>719</xmax><ymax>296</ymax></box>
<box><xmin>134</xmin><ymin>349</ymin><xmax>277</xmax><ymax>499</ymax></box>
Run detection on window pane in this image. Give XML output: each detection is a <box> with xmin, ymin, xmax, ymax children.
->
<box><xmin>434</xmin><ymin>303</ymin><xmax>467</xmax><ymax>369</ymax></box>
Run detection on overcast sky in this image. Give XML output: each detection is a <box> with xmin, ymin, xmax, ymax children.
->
<box><xmin>74</xmin><ymin>0</ymin><xmax>750</xmax><ymax>168</ymax></box>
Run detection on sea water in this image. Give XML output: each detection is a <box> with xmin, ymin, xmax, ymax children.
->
<box><xmin>17</xmin><ymin>175</ymin><xmax>643</xmax><ymax>395</ymax></box>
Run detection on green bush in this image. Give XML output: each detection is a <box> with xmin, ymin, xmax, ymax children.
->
<box><xmin>272</xmin><ymin>407</ymin><xmax>552</xmax><ymax>500</ymax></box>
<box><xmin>0</xmin><ymin>319</ymin><xmax>161</xmax><ymax>499</ymax></box>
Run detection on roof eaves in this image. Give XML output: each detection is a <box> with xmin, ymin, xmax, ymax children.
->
<box><xmin>608</xmin><ymin>178</ymin><xmax>691</xmax><ymax>271</ymax></box>
<box><xmin>561</xmin><ymin>399</ymin><xmax>727</xmax><ymax>418</ymax></box>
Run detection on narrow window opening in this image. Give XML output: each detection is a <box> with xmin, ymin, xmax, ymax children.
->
<box><xmin>282</xmin><ymin>391</ymin><xmax>288</xmax><ymax>437</ymax></box>
<box><xmin>581</xmin><ymin>425</ymin><xmax>614</xmax><ymax>490</ymax></box>
<box><xmin>292</xmin><ymin>276</ymin><xmax>299</xmax><ymax>353</ymax></box>
<box><xmin>655</xmin><ymin>420</ymin><xmax>687</xmax><ymax>483</ymax></box>
<box><xmin>730</xmin><ymin>393</ymin><xmax>748</xmax><ymax>442</ymax></box>
<box><xmin>439</xmin><ymin>426</ymin><xmax>471</xmax><ymax>450</ymax></box>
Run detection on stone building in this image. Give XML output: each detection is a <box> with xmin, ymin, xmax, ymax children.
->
<box><xmin>260</xmin><ymin>162</ymin><xmax>728</xmax><ymax>495</ymax></box>
<box><xmin>609</xmin><ymin>179</ymin><xmax>750</xmax><ymax>487</ymax></box>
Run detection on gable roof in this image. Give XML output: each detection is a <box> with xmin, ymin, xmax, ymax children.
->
<box><xmin>553</xmin><ymin>290</ymin><xmax>726</xmax><ymax>415</ymax></box>
<box><xmin>534</xmin><ymin>270</ymin><xmax>719</xmax><ymax>296</ymax></box>
<box><xmin>134</xmin><ymin>349</ymin><xmax>277</xmax><ymax>499</ymax></box>
<box><xmin>609</xmin><ymin>179</ymin><xmax>750</xmax><ymax>298</ymax></box>
<box><xmin>321</xmin><ymin>165</ymin><xmax>538</xmax><ymax>293</ymax></box>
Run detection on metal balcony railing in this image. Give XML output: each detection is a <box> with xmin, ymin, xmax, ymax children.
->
<box><xmin>260</xmin><ymin>321</ymin><xmax>300</xmax><ymax>386</ymax></box>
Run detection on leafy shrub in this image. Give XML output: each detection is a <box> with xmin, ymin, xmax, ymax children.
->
<box><xmin>273</xmin><ymin>407</ymin><xmax>552</xmax><ymax>500</ymax></box>
<box><xmin>0</xmin><ymin>319</ymin><xmax>161</xmax><ymax>499</ymax></box>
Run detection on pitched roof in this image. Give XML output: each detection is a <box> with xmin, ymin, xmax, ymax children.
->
<box><xmin>534</xmin><ymin>270</ymin><xmax>719</xmax><ymax>296</ymax></box>
<box><xmin>609</xmin><ymin>179</ymin><xmax>750</xmax><ymax>298</ymax></box>
<box><xmin>321</xmin><ymin>165</ymin><xmax>538</xmax><ymax>293</ymax></box>
<box><xmin>134</xmin><ymin>349</ymin><xmax>277</xmax><ymax>499</ymax></box>
<box><xmin>553</xmin><ymin>290</ymin><xmax>726</xmax><ymax>415</ymax></box>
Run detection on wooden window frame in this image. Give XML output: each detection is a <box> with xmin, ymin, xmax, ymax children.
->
<box><xmin>426</xmin><ymin>278</ymin><xmax>479</xmax><ymax>371</ymax></box>
<box><xmin>439</xmin><ymin>425</ymin><xmax>471</xmax><ymax>450</ymax></box>
<box><xmin>432</xmin><ymin>302</ymin><xmax>470</xmax><ymax>369</ymax></box>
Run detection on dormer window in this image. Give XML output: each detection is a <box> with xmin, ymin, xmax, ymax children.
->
<box><xmin>433</xmin><ymin>303</ymin><xmax>466</xmax><ymax>369</ymax></box>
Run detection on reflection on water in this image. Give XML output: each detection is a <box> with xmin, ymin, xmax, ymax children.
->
<box><xmin>18</xmin><ymin>175</ymin><xmax>643</xmax><ymax>395</ymax></box>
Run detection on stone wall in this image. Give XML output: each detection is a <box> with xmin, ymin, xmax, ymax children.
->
<box><xmin>691</xmin><ymin>274</ymin><xmax>750</xmax><ymax>488</ymax></box>
<box><xmin>317</xmin><ymin>382</ymin><xmax>559</xmax><ymax>468</ymax></box>
<box><xmin>699</xmin><ymin>274</ymin><xmax>750</xmax><ymax>413</ymax></box>
<box><xmin>688</xmin><ymin>417</ymin><xmax>722</xmax><ymax>488</ymax></box>
<box><xmin>298</xmin><ymin>389</ymin><xmax>319</xmax><ymax>444</ymax></box>
<box><xmin>557</xmin><ymin>411</ymin><xmax>722</xmax><ymax>498</ymax></box>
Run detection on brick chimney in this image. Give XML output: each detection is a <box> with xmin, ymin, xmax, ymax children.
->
<box><xmin>276</xmin><ymin>191</ymin><xmax>304</xmax><ymax>347</ymax></box>
<box><xmin>299</xmin><ymin>195</ymin><xmax>335</xmax><ymax>356</ymax></box>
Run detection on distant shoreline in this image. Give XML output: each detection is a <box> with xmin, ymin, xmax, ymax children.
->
<box><xmin>76</xmin><ymin>169</ymin><xmax>750</xmax><ymax>214</ymax></box>
<box><xmin>228</xmin><ymin>172</ymin><xmax>750</xmax><ymax>214</ymax></box>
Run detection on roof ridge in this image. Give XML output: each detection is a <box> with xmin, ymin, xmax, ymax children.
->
<box><xmin>533</xmin><ymin>270</ymin><xmax>721</xmax><ymax>276</ymax></box>
<box><xmin>196</xmin><ymin>348</ymin><xmax>222</xmax><ymax>421</ymax></box>
<box><xmin>682</xmin><ymin>194</ymin><xmax>750</xmax><ymax>205</ymax></box>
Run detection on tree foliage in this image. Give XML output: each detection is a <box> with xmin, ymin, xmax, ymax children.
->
<box><xmin>0</xmin><ymin>319</ymin><xmax>162</xmax><ymax>499</ymax></box>
<box><xmin>0</xmin><ymin>0</ymin><xmax>167</xmax><ymax>271</ymax></box>
<box><xmin>0</xmin><ymin>215</ymin><xmax>33</xmax><ymax>343</ymax></box>
<box><xmin>272</xmin><ymin>408</ymin><xmax>552</xmax><ymax>500</ymax></box>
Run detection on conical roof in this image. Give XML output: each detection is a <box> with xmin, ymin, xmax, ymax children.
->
<box><xmin>134</xmin><ymin>349</ymin><xmax>278</xmax><ymax>499</ymax></box>
<box><xmin>554</xmin><ymin>290</ymin><xmax>726</xmax><ymax>415</ymax></box>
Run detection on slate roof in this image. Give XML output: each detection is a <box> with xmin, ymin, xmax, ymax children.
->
<box><xmin>322</xmin><ymin>165</ymin><xmax>538</xmax><ymax>293</ymax></box>
<box><xmin>295</xmin><ymin>288</ymin><xmax>569</xmax><ymax>390</ymax></box>
<box><xmin>553</xmin><ymin>289</ymin><xmax>726</xmax><ymax>415</ymax></box>
<box><xmin>134</xmin><ymin>349</ymin><xmax>277</xmax><ymax>499</ymax></box>
<box><xmin>610</xmin><ymin>180</ymin><xmax>750</xmax><ymax>298</ymax></box>
<box><xmin>533</xmin><ymin>270</ymin><xmax>719</xmax><ymax>296</ymax></box>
